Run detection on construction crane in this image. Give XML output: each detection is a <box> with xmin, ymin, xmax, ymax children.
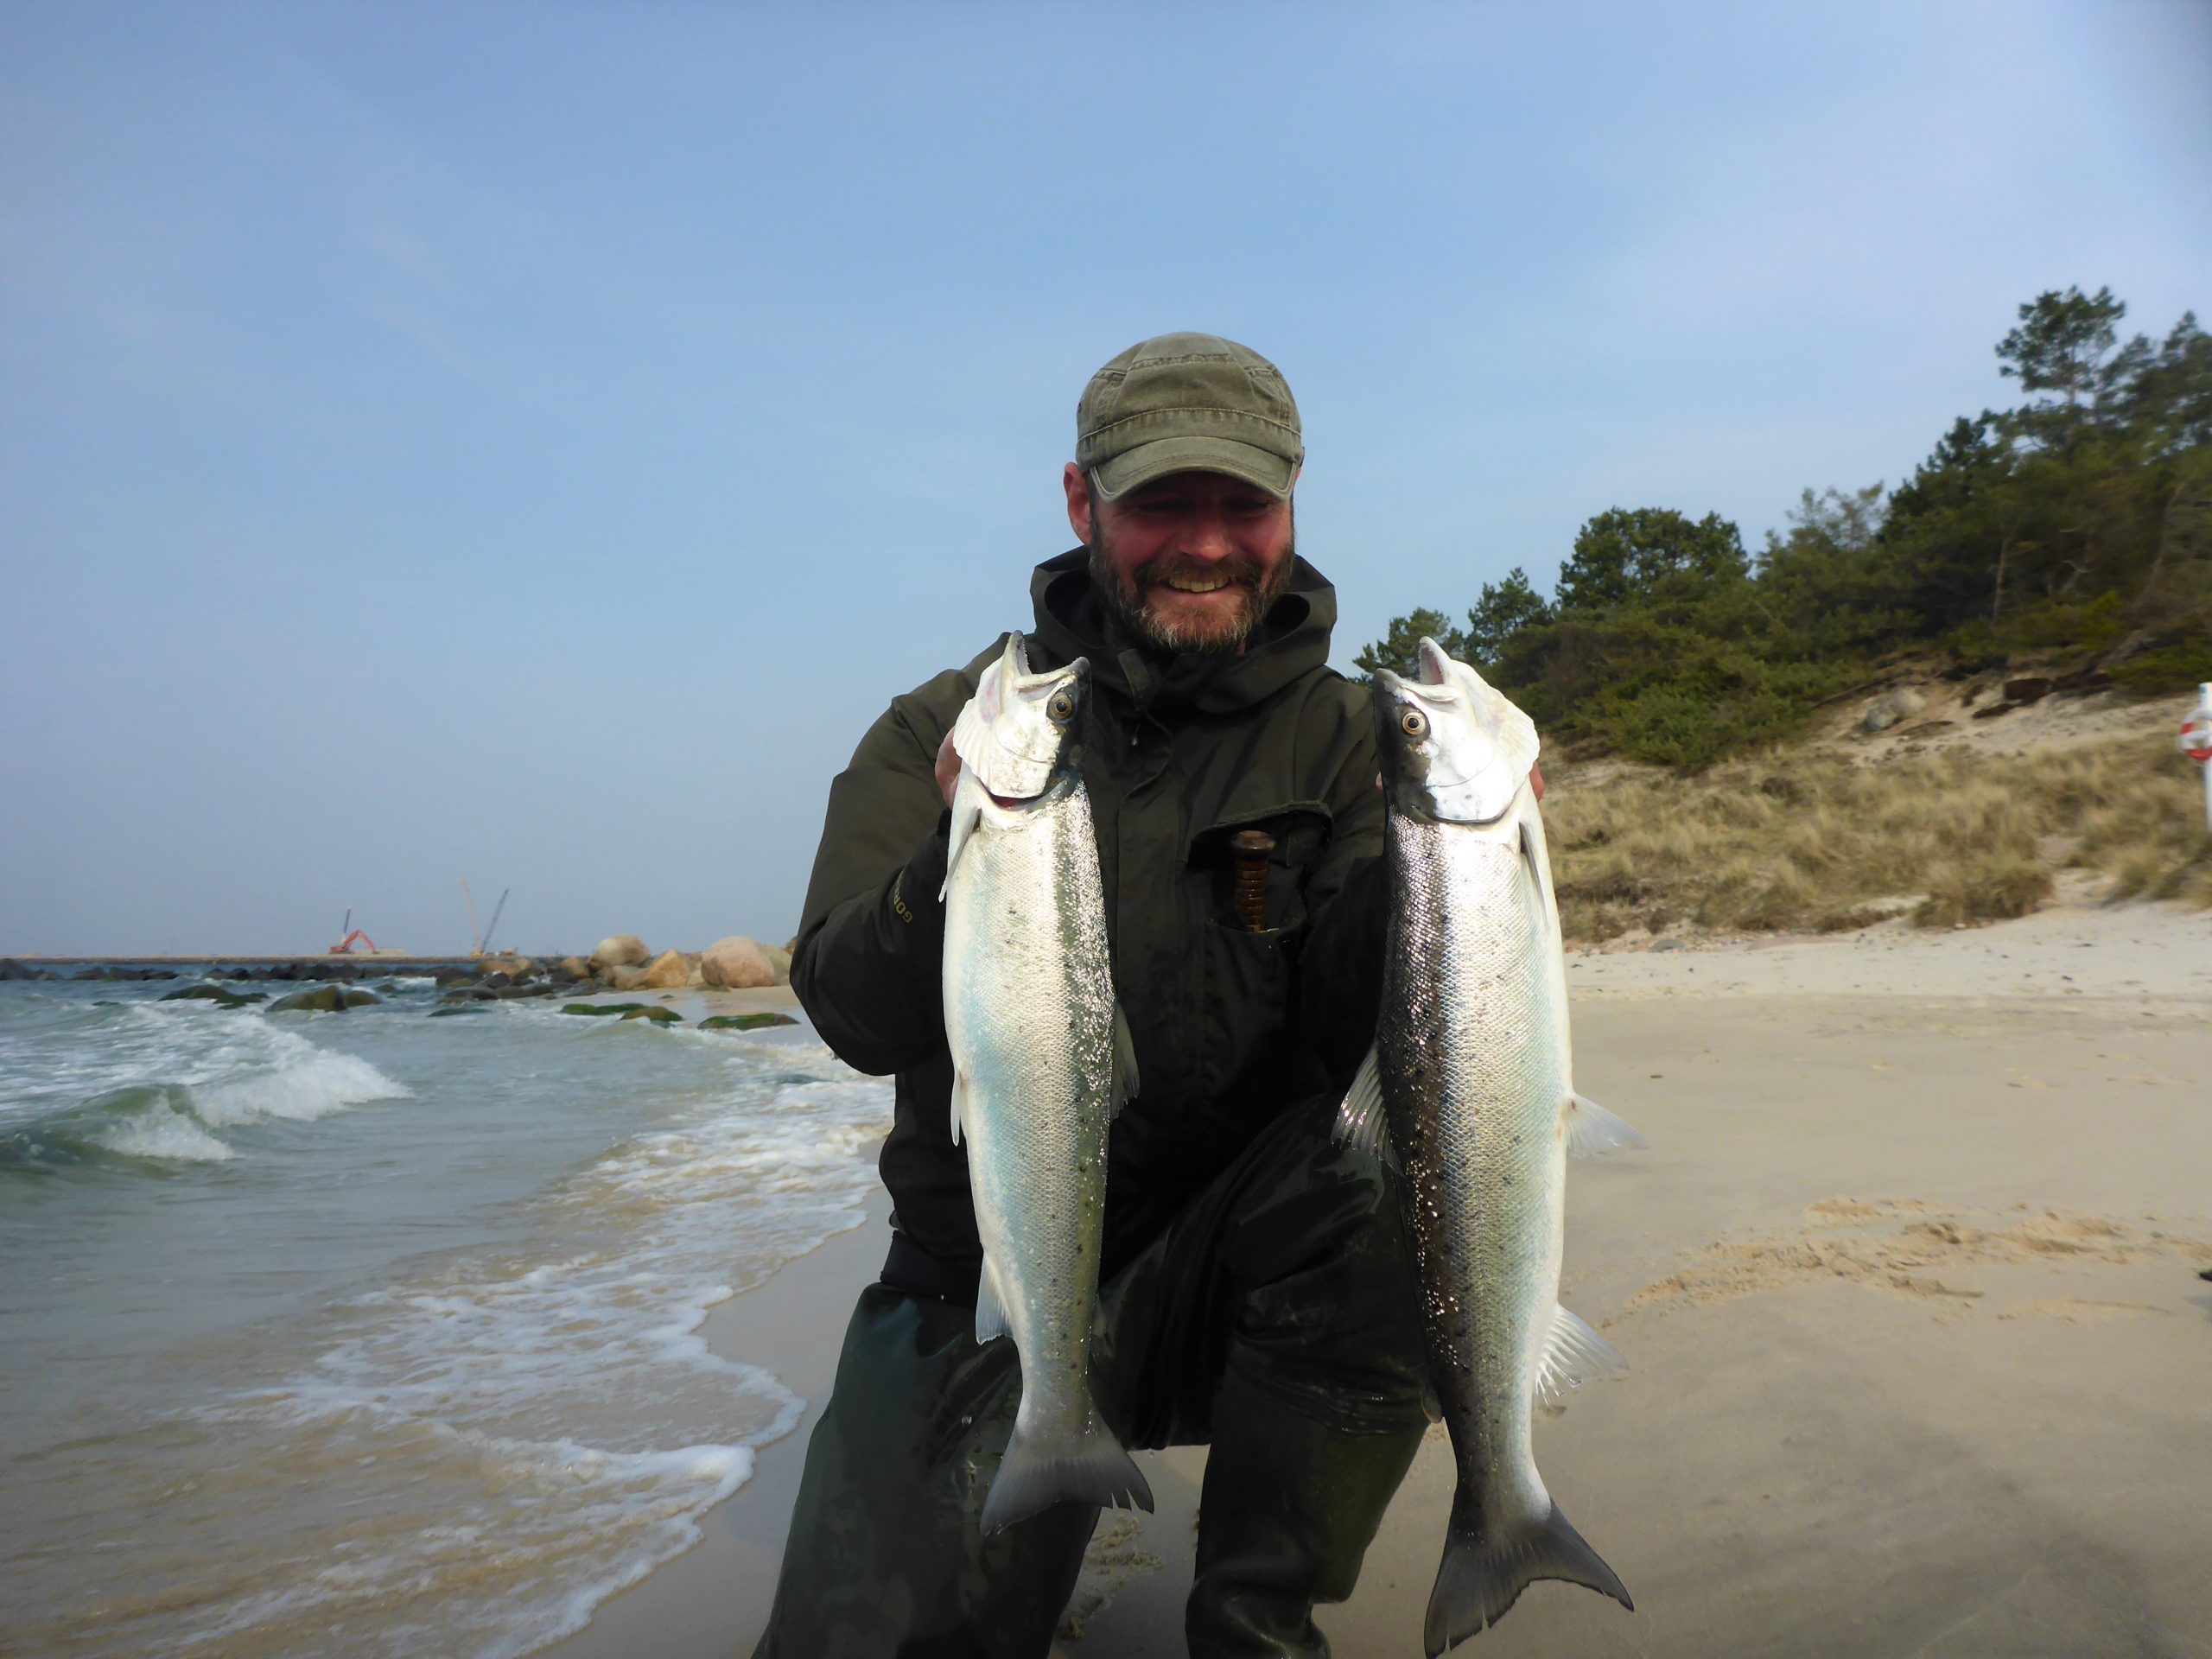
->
<box><xmin>328</xmin><ymin>908</ymin><xmax>377</xmax><ymax>954</ymax></box>
<box><xmin>460</xmin><ymin>879</ymin><xmax>511</xmax><ymax>958</ymax></box>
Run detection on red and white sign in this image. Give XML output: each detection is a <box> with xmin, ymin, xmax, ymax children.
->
<box><xmin>2183</xmin><ymin>712</ymin><xmax>2212</xmax><ymax>766</ymax></box>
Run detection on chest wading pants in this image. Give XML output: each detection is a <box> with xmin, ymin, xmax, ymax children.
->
<box><xmin>748</xmin><ymin>1095</ymin><xmax>1431</xmax><ymax>1658</ymax></box>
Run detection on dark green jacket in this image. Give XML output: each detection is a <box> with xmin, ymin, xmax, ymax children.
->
<box><xmin>793</xmin><ymin>550</ymin><xmax>1387</xmax><ymax>1287</ymax></box>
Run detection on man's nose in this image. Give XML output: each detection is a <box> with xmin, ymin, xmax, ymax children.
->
<box><xmin>1175</xmin><ymin>510</ymin><xmax>1233</xmax><ymax>561</ymax></box>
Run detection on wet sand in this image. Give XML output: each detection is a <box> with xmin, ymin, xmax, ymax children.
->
<box><xmin>549</xmin><ymin>902</ymin><xmax>2212</xmax><ymax>1659</ymax></box>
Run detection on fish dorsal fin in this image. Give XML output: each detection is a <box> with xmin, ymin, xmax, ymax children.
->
<box><xmin>1333</xmin><ymin>1046</ymin><xmax>1385</xmax><ymax>1154</ymax></box>
<box><xmin>1561</xmin><ymin>1091</ymin><xmax>1646</xmax><ymax>1159</ymax></box>
<box><xmin>1110</xmin><ymin>1003</ymin><xmax>1140</xmax><ymax>1116</ymax></box>
<box><xmin>974</xmin><ymin>1255</ymin><xmax>1010</xmax><ymax>1345</ymax></box>
<box><xmin>1535</xmin><ymin>1303</ymin><xmax>1629</xmax><ymax>1409</ymax></box>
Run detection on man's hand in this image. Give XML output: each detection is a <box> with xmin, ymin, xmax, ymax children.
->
<box><xmin>936</xmin><ymin>729</ymin><xmax>961</xmax><ymax>810</ymax></box>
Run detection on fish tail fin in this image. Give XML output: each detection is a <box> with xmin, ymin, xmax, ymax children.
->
<box><xmin>980</xmin><ymin>1410</ymin><xmax>1154</xmax><ymax>1535</ymax></box>
<box><xmin>1423</xmin><ymin>1503</ymin><xmax>1632</xmax><ymax>1655</ymax></box>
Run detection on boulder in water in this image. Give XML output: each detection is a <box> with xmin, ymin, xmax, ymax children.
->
<box><xmin>269</xmin><ymin>986</ymin><xmax>383</xmax><ymax>1013</ymax></box>
<box><xmin>699</xmin><ymin>1012</ymin><xmax>798</xmax><ymax>1032</ymax></box>
<box><xmin>0</xmin><ymin>958</ymin><xmax>43</xmax><ymax>981</ymax></box>
<box><xmin>161</xmin><ymin>982</ymin><xmax>254</xmax><ymax>1007</ymax></box>
<box><xmin>562</xmin><ymin>1001</ymin><xmax>651</xmax><ymax>1017</ymax></box>
<box><xmin>620</xmin><ymin>1006</ymin><xmax>683</xmax><ymax>1025</ymax></box>
<box><xmin>700</xmin><ymin>937</ymin><xmax>777</xmax><ymax>989</ymax></box>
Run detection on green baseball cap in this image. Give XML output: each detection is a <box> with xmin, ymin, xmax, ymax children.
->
<box><xmin>1076</xmin><ymin>332</ymin><xmax>1303</xmax><ymax>501</ymax></box>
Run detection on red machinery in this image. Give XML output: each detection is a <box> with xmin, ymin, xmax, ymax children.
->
<box><xmin>328</xmin><ymin>909</ymin><xmax>377</xmax><ymax>954</ymax></box>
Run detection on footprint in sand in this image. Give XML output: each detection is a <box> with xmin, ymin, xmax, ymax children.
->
<box><xmin>1998</xmin><ymin>1298</ymin><xmax>2171</xmax><ymax>1323</ymax></box>
<box><xmin>1623</xmin><ymin>1198</ymin><xmax>2212</xmax><ymax>1323</ymax></box>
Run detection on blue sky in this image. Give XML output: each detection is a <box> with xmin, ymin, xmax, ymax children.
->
<box><xmin>3</xmin><ymin>0</ymin><xmax>2207</xmax><ymax>956</ymax></box>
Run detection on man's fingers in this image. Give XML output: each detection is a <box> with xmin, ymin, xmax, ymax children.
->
<box><xmin>1531</xmin><ymin>762</ymin><xmax>1545</xmax><ymax>802</ymax></box>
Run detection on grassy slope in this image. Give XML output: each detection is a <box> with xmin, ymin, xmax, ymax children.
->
<box><xmin>1544</xmin><ymin>728</ymin><xmax>2212</xmax><ymax>944</ymax></box>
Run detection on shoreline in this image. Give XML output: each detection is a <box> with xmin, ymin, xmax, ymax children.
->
<box><xmin>537</xmin><ymin>902</ymin><xmax>2212</xmax><ymax>1658</ymax></box>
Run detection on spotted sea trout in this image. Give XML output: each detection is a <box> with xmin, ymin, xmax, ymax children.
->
<box><xmin>1340</xmin><ymin>638</ymin><xmax>1642</xmax><ymax>1652</ymax></box>
<box><xmin>941</xmin><ymin>632</ymin><xmax>1152</xmax><ymax>1535</ymax></box>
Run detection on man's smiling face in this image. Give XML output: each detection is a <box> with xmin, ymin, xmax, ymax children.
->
<box><xmin>1065</xmin><ymin>466</ymin><xmax>1297</xmax><ymax>655</ymax></box>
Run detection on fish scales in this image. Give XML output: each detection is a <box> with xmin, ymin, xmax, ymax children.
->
<box><xmin>1381</xmin><ymin>813</ymin><xmax>1564</xmax><ymax>1540</ymax></box>
<box><xmin>939</xmin><ymin>632</ymin><xmax>1151</xmax><ymax>1535</ymax></box>
<box><xmin>1355</xmin><ymin>637</ymin><xmax>1637</xmax><ymax>1654</ymax></box>
<box><xmin>947</xmin><ymin>784</ymin><xmax>1115</xmax><ymax>1434</ymax></box>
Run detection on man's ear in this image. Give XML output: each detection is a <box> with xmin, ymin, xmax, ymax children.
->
<box><xmin>1063</xmin><ymin>462</ymin><xmax>1094</xmax><ymax>544</ymax></box>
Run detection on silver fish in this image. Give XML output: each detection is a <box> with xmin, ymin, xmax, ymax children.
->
<box><xmin>1339</xmin><ymin>638</ymin><xmax>1642</xmax><ymax>1652</ymax></box>
<box><xmin>941</xmin><ymin>632</ymin><xmax>1153</xmax><ymax>1534</ymax></box>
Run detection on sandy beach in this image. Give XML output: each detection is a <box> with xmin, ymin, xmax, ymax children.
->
<box><xmin>548</xmin><ymin>901</ymin><xmax>2212</xmax><ymax>1659</ymax></box>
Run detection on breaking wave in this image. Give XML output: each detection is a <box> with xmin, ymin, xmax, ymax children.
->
<box><xmin>0</xmin><ymin>998</ymin><xmax>409</xmax><ymax>1171</ymax></box>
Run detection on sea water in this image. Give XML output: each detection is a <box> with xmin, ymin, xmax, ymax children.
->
<box><xmin>0</xmin><ymin>976</ymin><xmax>891</xmax><ymax>1657</ymax></box>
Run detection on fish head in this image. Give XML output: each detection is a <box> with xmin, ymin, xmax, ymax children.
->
<box><xmin>1373</xmin><ymin>637</ymin><xmax>1541</xmax><ymax>824</ymax></box>
<box><xmin>950</xmin><ymin>632</ymin><xmax>1090</xmax><ymax>802</ymax></box>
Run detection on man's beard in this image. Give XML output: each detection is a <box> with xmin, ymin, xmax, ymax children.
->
<box><xmin>1085</xmin><ymin>517</ymin><xmax>1296</xmax><ymax>657</ymax></box>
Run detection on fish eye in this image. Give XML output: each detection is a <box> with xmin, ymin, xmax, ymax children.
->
<box><xmin>1047</xmin><ymin>690</ymin><xmax>1075</xmax><ymax>723</ymax></box>
<box><xmin>1399</xmin><ymin>708</ymin><xmax>1428</xmax><ymax>738</ymax></box>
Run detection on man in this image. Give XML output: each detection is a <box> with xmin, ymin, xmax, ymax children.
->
<box><xmin>754</xmin><ymin>334</ymin><xmax>1434</xmax><ymax>1659</ymax></box>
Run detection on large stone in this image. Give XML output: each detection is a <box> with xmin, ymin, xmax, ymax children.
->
<box><xmin>699</xmin><ymin>1012</ymin><xmax>798</xmax><ymax>1032</ymax></box>
<box><xmin>636</xmin><ymin>949</ymin><xmax>691</xmax><ymax>990</ymax></box>
<box><xmin>0</xmin><ymin>958</ymin><xmax>41</xmax><ymax>981</ymax></box>
<box><xmin>480</xmin><ymin>953</ymin><xmax>535</xmax><ymax>980</ymax></box>
<box><xmin>591</xmin><ymin>936</ymin><xmax>650</xmax><ymax>971</ymax></box>
<box><xmin>270</xmin><ymin>986</ymin><xmax>383</xmax><ymax>1013</ymax></box>
<box><xmin>1859</xmin><ymin>689</ymin><xmax>1925</xmax><ymax>734</ymax></box>
<box><xmin>700</xmin><ymin>936</ymin><xmax>777</xmax><ymax>989</ymax></box>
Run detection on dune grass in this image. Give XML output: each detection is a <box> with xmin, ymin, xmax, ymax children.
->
<box><xmin>1544</xmin><ymin>734</ymin><xmax>2212</xmax><ymax>943</ymax></box>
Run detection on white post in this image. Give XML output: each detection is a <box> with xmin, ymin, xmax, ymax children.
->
<box><xmin>2183</xmin><ymin>683</ymin><xmax>2212</xmax><ymax>833</ymax></box>
<box><xmin>2202</xmin><ymin>684</ymin><xmax>2212</xmax><ymax>833</ymax></box>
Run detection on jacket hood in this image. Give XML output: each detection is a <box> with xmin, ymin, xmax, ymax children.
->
<box><xmin>1027</xmin><ymin>549</ymin><xmax>1340</xmax><ymax>716</ymax></box>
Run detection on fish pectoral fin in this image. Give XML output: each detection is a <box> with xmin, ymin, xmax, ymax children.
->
<box><xmin>949</xmin><ymin>1070</ymin><xmax>970</xmax><ymax>1147</ymax></box>
<box><xmin>1535</xmin><ymin>1303</ymin><xmax>1630</xmax><ymax>1409</ymax></box>
<box><xmin>1334</xmin><ymin>1046</ymin><xmax>1388</xmax><ymax>1155</ymax></box>
<box><xmin>1334</xmin><ymin>1047</ymin><xmax>1403</xmax><ymax>1171</ymax></box>
<box><xmin>1561</xmin><ymin>1091</ymin><xmax>1646</xmax><ymax>1159</ymax></box>
<box><xmin>1110</xmin><ymin>1002</ymin><xmax>1140</xmax><ymax>1115</ymax></box>
<box><xmin>973</xmin><ymin>1255</ymin><xmax>1011</xmax><ymax>1345</ymax></box>
<box><xmin>941</xmin><ymin>771</ymin><xmax>986</xmax><ymax>899</ymax></box>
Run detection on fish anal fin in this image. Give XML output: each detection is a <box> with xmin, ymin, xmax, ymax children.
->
<box><xmin>1534</xmin><ymin>1302</ymin><xmax>1629</xmax><ymax>1410</ymax></box>
<box><xmin>1561</xmin><ymin>1091</ymin><xmax>1645</xmax><ymax>1159</ymax></box>
<box><xmin>974</xmin><ymin>1256</ymin><xmax>1010</xmax><ymax>1345</ymax></box>
<box><xmin>1110</xmin><ymin>1003</ymin><xmax>1140</xmax><ymax>1116</ymax></box>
